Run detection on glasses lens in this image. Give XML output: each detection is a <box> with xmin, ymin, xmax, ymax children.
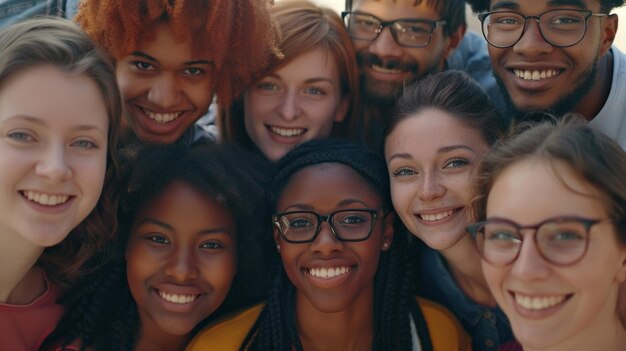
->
<box><xmin>478</xmin><ymin>221</ymin><xmax>521</xmax><ymax>265</ymax></box>
<box><xmin>537</xmin><ymin>219</ymin><xmax>588</xmax><ymax>265</ymax></box>
<box><xmin>482</xmin><ymin>11</ymin><xmax>526</xmax><ymax>47</ymax></box>
<box><xmin>278</xmin><ymin>212</ymin><xmax>318</xmax><ymax>242</ymax></box>
<box><xmin>393</xmin><ymin>20</ymin><xmax>434</xmax><ymax>47</ymax></box>
<box><xmin>345</xmin><ymin>13</ymin><xmax>380</xmax><ymax>40</ymax></box>
<box><xmin>331</xmin><ymin>210</ymin><xmax>374</xmax><ymax>241</ymax></box>
<box><xmin>539</xmin><ymin>10</ymin><xmax>587</xmax><ymax>47</ymax></box>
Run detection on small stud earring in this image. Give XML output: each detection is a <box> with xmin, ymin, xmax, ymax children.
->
<box><xmin>276</xmin><ymin>244</ymin><xmax>281</xmax><ymax>252</ymax></box>
<box><xmin>382</xmin><ymin>242</ymin><xmax>389</xmax><ymax>250</ymax></box>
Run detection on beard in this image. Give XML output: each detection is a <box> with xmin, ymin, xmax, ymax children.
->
<box><xmin>494</xmin><ymin>58</ymin><xmax>599</xmax><ymax>122</ymax></box>
<box><xmin>357</xmin><ymin>52</ymin><xmax>419</xmax><ymax>105</ymax></box>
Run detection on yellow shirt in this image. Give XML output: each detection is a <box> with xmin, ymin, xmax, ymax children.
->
<box><xmin>187</xmin><ymin>297</ymin><xmax>471</xmax><ymax>351</ymax></box>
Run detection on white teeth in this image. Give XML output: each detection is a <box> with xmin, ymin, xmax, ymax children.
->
<box><xmin>157</xmin><ymin>290</ymin><xmax>199</xmax><ymax>304</ymax></box>
<box><xmin>23</xmin><ymin>190</ymin><xmax>70</xmax><ymax>206</ymax></box>
<box><xmin>514</xmin><ymin>293</ymin><xmax>566</xmax><ymax>310</ymax></box>
<box><xmin>144</xmin><ymin>109</ymin><xmax>183</xmax><ymax>124</ymax></box>
<box><xmin>269</xmin><ymin>126</ymin><xmax>306</xmax><ymax>137</ymax></box>
<box><xmin>419</xmin><ymin>210</ymin><xmax>455</xmax><ymax>222</ymax></box>
<box><xmin>307</xmin><ymin>266</ymin><xmax>351</xmax><ymax>279</ymax></box>
<box><xmin>513</xmin><ymin>69</ymin><xmax>559</xmax><ymax>81</ymax></box>
<box><xmin>371</xmin><ymin>64</ymin><xmax>403</xmax><ymax>74</ymax></box>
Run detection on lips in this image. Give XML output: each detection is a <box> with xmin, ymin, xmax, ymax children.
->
<box><xmin>142</xmin><ymin>108</ymin><xmax>183</xmax><ymax>124</ymax></box>
<box><xmin>306</xmin><ymin>266</ymin><xmax>352</xmax><ymax>279</ymax></box>
<box><xmin>21</xmin><ymin>190</ymin><xmax>71</xmax><ymax>206</ymax></box>
<box><xmin>513</xmin><ymin>293</ymin><xmax>568</xmax><ymax>310</ymax></box>
<box><xmin>268</xmin><ymin>125</ymin><xmax>306</xmax><ymax>137</ymax></box>
<box><xmin>512</xmin><ymin>69</ymin><xmax>560</xmax><ymax>81</ymax></box>
<box><xmin>156</xmin><ymin>289</ymin><xmax>200</xmax><ymax>304</ymax></box>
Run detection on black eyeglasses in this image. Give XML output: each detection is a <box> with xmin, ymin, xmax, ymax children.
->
<box><xmin>342</xmin><ymin>11</ymin><xmax>447</xmax><ymax>48</ymax></box>
<box><xmin>467</xmin><ymin>216</ymin><xmax>610</xmax><ymax>266</ymax></box>
<box><xmin>478</xmin><ymin>9</ymin><xmax>608</xmax><ymax>48</ymax></box>
<box><xmin>272</xmin><ymin>208</ymin><xmax>384</xmax><ymax>244</ymax></box>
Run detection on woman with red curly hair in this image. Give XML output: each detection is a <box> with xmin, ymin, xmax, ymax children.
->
<box><xmin>75</xmin><ymin>0</ymin><xmax>278</xmax><ymax>145</ymax></box>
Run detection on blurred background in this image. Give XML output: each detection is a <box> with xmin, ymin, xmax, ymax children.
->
<box><xmin>286</xmin><ymin>0</ymin><xmax>626</xmax><ymax>50</ymax></box>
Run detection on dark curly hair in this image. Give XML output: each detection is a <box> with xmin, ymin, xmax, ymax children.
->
<box><xmin>466</xmin><ymin>0</ymin><xmax>625</xmax><ymax>13</ymax></box>
<box><xmin>45</xmin><ymin>140</ymin><xmax>273</xmax><ymax>351</ymax></box>
<box><xmin>241</xmin><ymin>138</ymin><xmax>434</xmax><ymax>351</ymax></box>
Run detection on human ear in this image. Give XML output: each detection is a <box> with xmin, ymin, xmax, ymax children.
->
<box><xmin>599</xmin><ymin>14</ymin><xmax>618</xmax><ymax>56</ymax></box>
<box><xmin>442</xmin><ymin>24</ymin><xmax>467</xmax><ymax>60</ymax></box>
<box><xmin>380</xmin><ymin>211</ymin><xmax>395</xmax><ymax>251</ymax></box>
<box><xmin>333</xmin><ymin>94</ymin><xmax>350</xmax><ymax>123</ymax></box>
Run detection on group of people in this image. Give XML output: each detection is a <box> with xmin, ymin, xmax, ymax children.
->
<box><xmin>1</xmin><ymin>0</ymin><xmax>626</xmax><ymax>351</ymax></box>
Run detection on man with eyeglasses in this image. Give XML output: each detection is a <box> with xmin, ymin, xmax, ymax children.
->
<box><xmin>343</xmin><ymin>0</ymin><xmax>505</xmax><ymax>151</ymax></box>
<box><xmin>467</xmin><ymin>0</ymin><xmax>626</xmax><ymax>150</ymax></box>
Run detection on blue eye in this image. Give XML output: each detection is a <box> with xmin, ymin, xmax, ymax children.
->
<box><xmin>444</xmin><ymin>158</ymin><xmax>470</xmax><ymax>169</ymax></box>
<box><xmin>392</xmin><ymin>167</ymin><xmax>416</xmax><ymax>176</ymax></box>
<box><xmin>71</xmin><ymin>139</ymin><xmax>98</xmax><ymax>149</ymax></box>
<box><xmin>304</xmin><ymin>86</ymin><xmax>326</xmax><ymax>95</ymax></box>
<box><xmin>8</xmin><ymin>131</ymin><xmax>35</xmax><ymax>142</ymax></box>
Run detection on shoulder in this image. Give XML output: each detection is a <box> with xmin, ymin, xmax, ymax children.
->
<box><xmin>416</xmin><ymin>297</ymin><xmax>472</xmax><ymax>351</ymax></box>
<box><xmin>186</xmin><ymin>304</ymin><xmax>264</xmax><ymax>351</ymax></box>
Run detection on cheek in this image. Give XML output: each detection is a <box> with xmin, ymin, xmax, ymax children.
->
<box><xmin>187</xmin><ymin>82</ymin><xmax>214</xmax><ymax>111</ymax></box>
<box><xmin>481</xmin><ymin>262</ymin><xmax>507</xmax><ymax>301</ymax></box>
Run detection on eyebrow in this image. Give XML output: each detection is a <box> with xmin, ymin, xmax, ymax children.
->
<box><xmin>282</xmin><ymin>198</ymin><xmax>371</xmax><ymax>212</ymax></box>
<box><xmin>491</xmin><ymin>0</ymin><xmax>587</xmax><ymax>11</ymax></box>
<box><xmin>134</xmin><ymin>218</ymin><xmax>232</xmax><ymax>236</ymax></box>
<box><xmin>262</xmin><ymin>72</ymin><xmax>335</xmax><ymax>86</ymax></box>
<box><xmin>130</xmin><ymin>51</ymin><xmax>213</xmax><ymax>66</ymax></box>
<box><xmin>387</xmin><ymin>144</ymin><xmax>479</xmax><ymax>163</ymax></box>
<box><xmin>3</xmin><ymin>115</ymin><xmax>106</xmax><ymax>133</ymax></box>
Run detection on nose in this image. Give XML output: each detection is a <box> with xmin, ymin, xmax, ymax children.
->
<box><xmin>147</xmin><ymin>73</ymin><xmax>182</xmax><ymax>109</ymax></box>
<box><xmin>512</xmin><ymin>19</ymin><xmax>553</xmax><ymax>56</ymax></box>
<box><xmin>164</xmin><ymin>248</ymin><xmax>198</xmax><ymax>282</ymax></box>
<box><xmin>510</xmin><ymin>236</ymin><xmax>551</xmax><ymax>282</ymax></box>
<box><xmin>35</xmin><ymin>143</ymin><xmax>72</xmax><ymax>183</ymax></box>
<box><xmin>310</xmin><ymin>222</ymin><xmax>343</xmax><ymax>256</ymax></box>
<box><xmin>368</xmin><ymin>27</ymin><xmax>403</xmax><ymax>58</ymax></box>
<box><xmin>417</xmin><ymin>170</ymin><xmax>445</xmax><ymax>202</ymax></box>
<box><xmin>276</xmin><ymin>90</ymin><xmax>301</xmax><ymax>122</ymax></box>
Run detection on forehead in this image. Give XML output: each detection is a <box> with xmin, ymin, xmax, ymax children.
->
<box><xmin>352</xmin><ymin>0</ymin><xmax>441</xmax><ymax>19</ymax></box>
<box><xmin>488</xmin><ymin>0</ymin><xmax>598</xmax><ymax>11</ymax></box>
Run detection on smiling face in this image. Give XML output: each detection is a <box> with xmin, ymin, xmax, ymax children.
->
<box><xmin>126</xmin><ymin>181</ymin><xmax>237</xmax><ymax>337</ymax></box>
<box><xmin>274</xmin><ymin>163</ymin><xmax>392</xmax><ymax>313</ymax></box>
<box><xmin>483</xmin><ymin>158</ymin><xmax>626</xmax><ymax>350</ymax></box>
<box><xmin>243</xmin><ymin>48</ymin><xmax>348</xmax><ymax>161</ymax></box>
<box><xmin>0</xmin><ymin>65</ymin><xmax>108</xmax><ymax>249</ymax></box>
<box><xmin>116</xmin><ymin>23</ymin><xmax>215</xmax><ymax>144</ymax></box>
<box><xmin>385</xmin><ymin>108</ymin><xmax>489</xmax><ymax>250</ymax></box>
<box><xmin>351</xmin><ymin>0</ymin><xmax>456</xmax><ymax>103</ymax></box>
<box><xmin>486</xmin><ymin>0</ymin><xmax>615</xmax><ymax>115</ymax></box>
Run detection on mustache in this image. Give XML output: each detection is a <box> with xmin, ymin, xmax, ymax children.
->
<box><xmin>356</xmin><ymin>52</ymin><xmax>418</xmax><ymax>72</ymax></box>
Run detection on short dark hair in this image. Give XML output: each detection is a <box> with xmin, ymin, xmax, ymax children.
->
<box><xmin>347</xmin><ymin>0</ymin><xmax>467</xmax><ymax>35</ymax></box>
<box><xmin>466</xmin><ymin>0</ymin><xmax>625</xmax><ymax>13</ymax></box>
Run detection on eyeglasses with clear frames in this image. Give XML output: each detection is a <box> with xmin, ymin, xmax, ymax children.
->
<box><xmin>272</xmin><ymin>208</ymin><xmax>385</xmax><ymax>244</ymax></box>
<box><xmin>466</xmin><ymin>216</ymin><xmax>611</xmax><ymax>266</ymax></box>
<box><xmin>478</xmin><ymin>9</ymin><xmax>608</xmax><ymax>48</ymax></box>
<box><xmin>342</xmin><ymin>11</ymin><xmax>447</xmax><ymax>48</ymax></box>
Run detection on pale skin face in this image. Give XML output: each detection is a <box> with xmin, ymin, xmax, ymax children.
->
<box><xmin>485</xmin><ymin>0</ymin><xmax>617</xmax><ymax>117</ymax></box>
<box><xmin>116</xmin><ymin>23</ymin><xmax>215</xmax><ymax>144</ymax></box>
<box><xmin>244</xmin><ymin>48</ymin><xmax>348</xmax><ymax>161</ymax></box>
<box><xmin>351</xmin><ymin>0</ymin><xmax>464</xmax><ymax>102</ymax></box>
<box><xmin>0</xmin><ymin>65</ymin><xmax>108</xmax><ymax>250</ymax></box>
<box><xmin>126</xmin><ymin>181</ymin><xmax>237</xmax><ymax>345</ymax></box>
<box><xmin>385</xmin><ymin>109</ymin><xmax>489</xmax><ymax>251</ymax></box>
<box><xmin>483</xmin><ymin>159</ymin><xmax>626</xmax><ymax>351</ymax></box>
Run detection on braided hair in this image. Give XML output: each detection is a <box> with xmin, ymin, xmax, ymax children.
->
<box><xmin>241</xmin><ymin>138</ymin><xmax>433</xmax><ymax>351</ymax></box>
<box><xmin>45</xmin><ymin>140</ymin><xmax>272</xmax><ymax>351</ymax></box>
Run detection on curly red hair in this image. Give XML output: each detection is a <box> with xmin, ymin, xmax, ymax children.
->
<box><xmin>75</xmin><ymin>0</ymin><xmax>279</xmax><ymax>106</ymax></box>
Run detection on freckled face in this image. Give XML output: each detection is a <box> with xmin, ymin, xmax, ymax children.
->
<box><xmin>275</xmin><ymin>163</ymin><xmax>392</xmax><ymax>313</ymax></box>
<box><xmin>116</xmin><ymin>23</ymin><xmax>215</xmax><ymax>144</ymax></box>
<box><xmin>244</xmin><ymin>48</ymin><xmax>348</xmax><ymax>161</ymax></box>
<box><xmin>385</xmin><ymin>109</ymin><xmax>489</xmax><ymax>250</ymax></box>
<box><xmin>126</xmin><ymin>181</ymin><xmax>237</xmax><ymax>337</ymax></box>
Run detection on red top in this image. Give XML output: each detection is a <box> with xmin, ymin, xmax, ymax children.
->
<box><xmin>0</xmin><ymin>271</ymin><xmax>64</xmax><ymax>351</ymax></box>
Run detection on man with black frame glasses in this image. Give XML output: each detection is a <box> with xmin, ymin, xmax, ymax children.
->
<box><xmin>467</xmin><ymin>0</ymin><xmax>626</xmax><ymax>150</ymax></box>
<box><xmin>343</xmin><ymin>0</ymin><xmax>504</xmax><ymax>151</ymax></box>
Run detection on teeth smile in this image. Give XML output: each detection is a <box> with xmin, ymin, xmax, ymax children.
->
<box><xmin>270</xmin><ymin>126</ymin><xmax>306</xmax><ymax>137</ymax></box>
<box><xmin>371</xmin><ymin>64</ymin><xmax>403</xmax><ymax>74</ymax></box>
<box><xmin>419</xmin><ymin>210</ymin><xmax>455</xmax><ymax>222</ymax></box>
<box><xmin>143</xmin><ymin>109</ymin><xmax>183</xmax><ymax>124</ymax></box>
<box><xmin>22</xmin><ymin>190</ymin><xmax>70</xmax><ymax>206</ymax></box>
<box><xmin>513</xmin><ymin>69</ymin><xmax>560</xmax><ymax>81</ymax></box>
<box><xmin>307</xmin><ymin>266</ymin><xmax>351</xmax><ymax>279</ymax></box>
<box><xmin>514</xmin><ymin>293</ymin><xmax>567</xmax><ymax>310</ymax></box>
<box><xmin>157</xmin><ymin>290</ymin><xmax>199</xmax><ymax>304</ymax></box>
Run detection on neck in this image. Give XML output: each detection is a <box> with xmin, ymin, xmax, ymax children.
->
<box><xmin>574</xmin><ymin>49</ymin><xmax>614</xmax><ymax>120</ymax></box>
<box><xmin>134</xmin><ymin>324</ymin><xmax>191</xmax><ymax>351</ymax></box>
<box><xmin>296</xmin><ymin>286</ymin><xmax>374</xmax><ymax>351</ymax></box>
<box><xmin>440</xmin><ymin>234</ymin><xmax>496</xmax><ymax>307</ymax></box>
<box><xmin>0</xmin><ymin>228</ymin><xmax>45</xmax><ymax>303</ymax></box>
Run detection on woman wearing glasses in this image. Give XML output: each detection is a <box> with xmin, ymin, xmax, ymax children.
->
<box><xmin>469</xmin><ymin>116</ymin><xmax>626</xmax><ymax>351</ymax></box>
<box><xmin>384</xmin><ymin>70</ymin><xmax>512</xmax><ymax>351</ymax></box>
<box><xmin>220</xmin><ymin>0</ymin><xmax>359</xmax><ymax>162</ymax></box>
<box><xmin>188</xmin><ymin>139</ymin><xmax>470</xmax><ymax>350</ymax></box>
